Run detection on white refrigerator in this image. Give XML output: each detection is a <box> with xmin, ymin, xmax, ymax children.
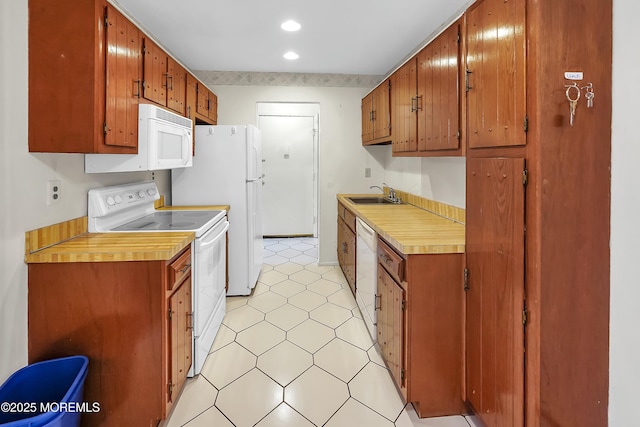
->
<box><xmin>172</xmin><ymin>125</ymin><xmax>263</xmax><ymax>296</ymax></box>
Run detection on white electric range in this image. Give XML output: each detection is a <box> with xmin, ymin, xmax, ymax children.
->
<box><xmin>88</xmin><ymin>181</ymin><xmax>229</xmax><ymax>377</ymax></box>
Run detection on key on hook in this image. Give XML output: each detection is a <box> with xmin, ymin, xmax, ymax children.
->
<box><xmin>565</xmin><ymin>83</ymin><xmax>580</xmax><ymax>126</ymax></box>
<box><xmin>582</xmin><ymin>83</ymin><xmax>595</xmax><ymax>108</ymax></box>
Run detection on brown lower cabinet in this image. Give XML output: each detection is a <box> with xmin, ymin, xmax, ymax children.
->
<box><xmin>27</xmin><ymin>246</ymin><xmax>193</xmax><ymax>427</ymax></box>
<box><xmin>337</xmin><ymin>202</ymin><xmax>356</xmax><ymax>293</ymax></box>
<box><xmin>376</xmin><ymin>237</ymin><xmax>465</xmax><ymax>417</ymax></box>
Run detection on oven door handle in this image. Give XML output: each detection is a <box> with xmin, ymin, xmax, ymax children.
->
<box><xmin>198</xmin><ymin>220</ymin><xmax>229</xmax><ymax>249</ymax></box>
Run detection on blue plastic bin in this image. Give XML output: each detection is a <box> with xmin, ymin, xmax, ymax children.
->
<box><xmin>0</xmin><ymin>356</ymin><xmax>89</xmax><ymax>427</ymax></box>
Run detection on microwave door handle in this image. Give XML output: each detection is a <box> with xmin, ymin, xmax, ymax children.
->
<box><xmin>183</xmin><ymin>129</ymin><xmax>192</xmax><ymax>165</ymax></box>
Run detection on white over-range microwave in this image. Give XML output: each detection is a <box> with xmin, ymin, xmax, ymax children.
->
<box><xmin>85</xmin><ymin>104</ymin><xmax>193</xmax><ymax>173</ymax></box>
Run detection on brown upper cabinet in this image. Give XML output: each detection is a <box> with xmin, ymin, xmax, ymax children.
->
<box><xmin>361</xmin><ymin>93</ymin><xmax>374</xmax><ymax>143</ymax></box>
<box><xmin>143</xmin><ymin>40</ymin><xmax>188</xmax><ymax>116</ymax></box>
<box><xmin>28</xmin><ymin>0</ymin><xmax>216</xmax><ymax>153</ymax></box>
<box><xmin>362</xmin><ymin>79</ymin><xmax>392</xmax><ymax>145</ymax></box>
<box><xmin>386</xmin><ymin>19</ymin><xmax>462</xmax><ymax>157</ymax></box>
<box><xmin>391</xmin><ymin>58</ymin><xmax>418</xmax><ymax>154</ymax></box>
<box><xmin>142</xmin><ymin>37</ymin><xmax>167</xmax><ymax>107</ymax></box>
<box><xmin>186</xmin><ymin>73</ymin><xmax>198</xmax><ymax>124</ymax></box>
<box><xmin>167</xmin><ymin>57</ymin><xmax>188</xmax><ymax>116</ymax></box>
<box><xmin>29</xmin><ymin>0</ymin><xmax>141</xmax><ymax>153</ymax></box>
<box><xmin>417</xmin><ymin>21</ymin><xmax>461</xmax><ymax>154</ymax></box>
<box><xmin>196</xmin><ymin>84</ymin><xmax>218</xmax><ymax>124</ymax></box>
<box><xmin>465</xmin><ymin>0</ymin><xmax>526</xmax><ymax>150</ymax></box>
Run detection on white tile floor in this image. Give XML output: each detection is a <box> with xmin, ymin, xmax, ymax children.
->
<box><xmin>163</xmin><ymin>238</ymin><xmax>480</xmax><ymax>427</ymax></box>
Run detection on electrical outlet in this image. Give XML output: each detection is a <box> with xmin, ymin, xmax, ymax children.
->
<box><xmin>365</xmin><ymin>167</ymin><xmax>371</xmax><ymax>178</ymax></box>
<box><xmin>47</xmin><ymin>180</ymin><xmax>61</xmax><ymax>205</ymax></box>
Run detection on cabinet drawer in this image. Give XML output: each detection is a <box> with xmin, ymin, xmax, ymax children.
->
<box><xmin>168</xmin><ymin>247</ymin><xmax>191</xmax><ymax>291</ymax></box>
<box><xmin>337</xmin><ymin>201</ymin><xmax>356</xmax><ymax>232</ymax></box>
<box><xmin>343</xmin><ymin>209</ymin><xmax>356</xmax><ymax>233</ymax></box>
<box><xmin>377</xmin><ymin>238</ymin><xmax>405</xmax><ymax>283</ymax></box>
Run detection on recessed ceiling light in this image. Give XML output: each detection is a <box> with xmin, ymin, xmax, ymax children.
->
<box><xmin>283</xmin><ymin>51</ymin><xmax>299</xmax><ymax>60</ymax></box>
<box><xmin>281</xmin><ymin>20</ymin><xmax>301</xmax><ymax>32</ymax></box>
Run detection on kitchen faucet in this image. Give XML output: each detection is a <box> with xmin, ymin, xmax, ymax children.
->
<box><xmin>370</xmin><ymin>183</ymin><xmax>401</xmax><ymax>204</ymax></box>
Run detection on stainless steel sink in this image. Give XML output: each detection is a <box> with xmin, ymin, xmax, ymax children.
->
<box><xmin>347</xmin><ymin>197</ymin><xmax>398</xmax><ymax>205</ymax></box>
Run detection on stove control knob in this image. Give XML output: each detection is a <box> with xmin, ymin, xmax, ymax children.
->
<box><xmin>114</xmin><ymin>195</ymin><xmax>122</xmax><ymax>204</ymax></box>
<box><xmin>106</xmin><ymin>196</ymin><xmax>116</xmax><ymax>206</ymax></box>
<box><xmin>147</xmin><ymin>188</ymin><xmax>156</xmax><ymax>196</ymax></box>
<box><xmin>138</xmin><ymin>190</ymin><xmax>146</xmax><ymax>198</ymax></box>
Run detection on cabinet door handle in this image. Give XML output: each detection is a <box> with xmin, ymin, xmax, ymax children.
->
<box><xmin>164</xmin><ymin>73</ymin><xmax>173</xmax><ymax>90</ymax></box>
<box><xmin>371</xmin><ymin>109</ymin><xmax>376</xmax><ymax>121</ymax></box>
<box><xmin>375</xmin><ymin>294</ymin><xmax>381</xmax><ymax>311</ymax></box>
<box><xmin>342</xmin><ymin>242</ymin><xmax>347</xmax><ymax>254</ymax></box>
<box><xmin>133</xmin><ymin>79</ymin><xmax>141</xmax><ymax>98</ymax></box>
<box><xmin>180</xmin><ymin>263</ymin><xmax>191</xmax><ymax>273</ymax></box>
<box><xmin>415</xmin><ymin>95</ymin><xmax>423</xmax><ymax>111</ymax></box>
<box><xmin>187</xmin><ymin>311</ymin><xmax>194</xmax><ymax>330</ymax></box>
<box><xmin>465</xmin><ymin>69</ymin><xmax>473</xmax><ymax>92</ymax></box>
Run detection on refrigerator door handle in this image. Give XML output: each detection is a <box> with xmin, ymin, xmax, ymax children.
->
<box><xmin>246</xmin><ymin>178</ymin><xmax>260</xmax><ymax>183</ymax></box>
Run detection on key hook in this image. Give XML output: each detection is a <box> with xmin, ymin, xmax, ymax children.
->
<box><xmin>565</xmin><ymin>83</ymin><xmax>581</xmax><ymax>102</ymax></box>
<box><xmin>581</xmin><ymin>82</ymin><xmax>594</xmax><ymax>92</ymax></box>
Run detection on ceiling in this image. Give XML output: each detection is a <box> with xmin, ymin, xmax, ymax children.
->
<box><xmin>112</xmin><ymin>0</ymin><xmax>473</xmax><ymax>76</ymax></box>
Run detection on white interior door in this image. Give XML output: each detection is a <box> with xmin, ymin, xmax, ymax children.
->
<box><xmin>259</xmin><ymin>115</ymin><xmax>316</xmax><ymax>236</ymax></box>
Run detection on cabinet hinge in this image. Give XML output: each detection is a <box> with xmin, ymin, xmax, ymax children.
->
<box><xmin>457</xmin><ymin>129</ymin><xmax>461</xmax><ymax>140</ymax></box>
<box><xmin>104</xmin><ymin>12</ymin><xmax>108</xmax><ymax>28</ymax></box>
<box><xmin>522</xmin><ymin>309</ymin><xmax>528</xmax><ymax>326</ymax></box>
<box><xmin>103</xmin><ymin>123</ymin><xmax>108</xmax><ymax>135</ymax></box>
<box><xmin>401</xmin><ymin>369</ymin><xmax>405</xmax><ymax>380</ymax></box>
<box><xmin>457</xmin><ymin>31</ymin><xmax>461</xmax><ymax>44</ymax></box>
<box><xmin>522</xmin><ymin>169</ymin><xmax>528</xmax><ymax>186</ymax></box>
<box><xmin>168</xmin><ymin>308</ymin><xmax>173</xmax><ymax>320</ymax></box>
<box><xmin>523</xmin><ymin>115</ymin><xmax>529</xmax><ymax>133</ymax></box>
<box><xmin>401</xmin><ymin>300</ymin><xmax>406</xmax><ymax>311</ymax></box>
<box><xmin>168</xmin><ymin>382</ymin><xmax>174</xmax><ymax>399</ymax></box>
<box><xmin>463</xmin><ymin>268</ymin><xmax>469</xmax><ymax>292</ymax></box>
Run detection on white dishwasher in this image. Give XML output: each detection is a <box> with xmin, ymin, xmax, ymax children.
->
<box><xmin>356</xmin><ymin>218</ymin><xmax>377</xmax><ymax>341</ymax></box>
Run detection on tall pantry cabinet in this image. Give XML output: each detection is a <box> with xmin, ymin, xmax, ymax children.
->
<box><xmin>463</xmin><ymin>0</ymin><xmax>611</xmax><ymax>427</ymax></box>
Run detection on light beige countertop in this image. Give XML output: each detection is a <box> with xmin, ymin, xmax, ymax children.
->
<box><xmin>24</xmin><ymin>204</ymin><xmax>230</xmax><ymax>263</ymax></box>
<box><xmin>337</xmin><ymin>194</ymin><xmax>465</xmax><ymax>255</ymax></box>
<box><xmin>24</xmin><ymin>231</ymin><xmax>195</xmax><ymax>263</ymax></box>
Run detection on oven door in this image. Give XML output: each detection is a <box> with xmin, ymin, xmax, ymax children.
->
<box><xmin>191</xmin><ymin>218</ymin><xmax>229</xmax><ymax>376</ymax></box>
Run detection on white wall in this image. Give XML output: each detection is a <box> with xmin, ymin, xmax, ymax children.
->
<box><xmin>420</xmin><ymin>157</ymin><xmax>466</xmax><ymax>208</ymax></box>
<box><xmin>609</xmin><ymin>0</ymin><xmax>640</xmax><ymax>424</ymax></box>
<box><xmin>206</xmin><ymin>85</ymin><xmax>386</xmax><ymax>265</ymax></box>
<box><xmin>0</xmin><ymin>0</ymin><xmax>170</xmax><ymax>382</ymax></box>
